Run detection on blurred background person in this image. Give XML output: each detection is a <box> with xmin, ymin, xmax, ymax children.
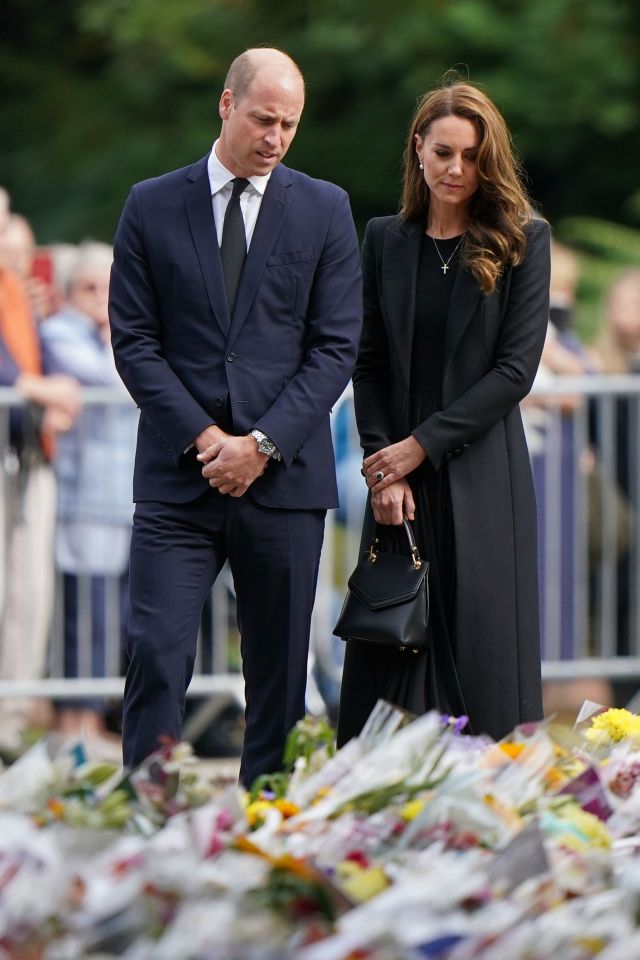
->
<box><xmin>527</xmin><ymin>242</ymin><xmax>614</xmax><ymax>719</ymax></box>
<box><xmin>591</xmin><ymin>269</ymin><xmax>640</xmax><ymax>376</ymax></box>
<box><xmin>588</xmin><ymin>269</ymin><xmax>640</xmax><ymax>662</ymax></box>
<box><xmin>0</xmin><ymin>192</ymin><xmax>81</xmax><ymax>752</ymax></box>
<box><xmin>40</xmin><ymin>241</ymin><xmax>137</xmax><ymax>742</ymax></box>
<box><xmin>0</xmin><ymin>212</ymin><xmax>57</xmax><ymax>321</ymax></box>
<box><xmin>528</xmin><ymin>242</ymin><xmax>590</xmax><ymax>662</ymax></box>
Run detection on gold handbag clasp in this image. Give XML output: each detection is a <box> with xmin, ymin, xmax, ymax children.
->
<box><xmin>368</xmin><ymin>519</ymin><xmax>423</xmax><ymax>570</ymax></box>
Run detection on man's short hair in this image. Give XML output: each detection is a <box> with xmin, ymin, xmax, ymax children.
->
<box><xmin>224</xmin><ymin>52</ymin><xmax>258</xmax><ymax>102</ymax></box>
<box><xmin>223</xmin><ymin>48</ymin><xmax>304</xmax><ymax>102</ymax></box>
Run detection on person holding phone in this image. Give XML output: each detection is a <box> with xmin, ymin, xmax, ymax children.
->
<box><xmin>1</xmin><ymin>213</ymin><xmax>56</xmax><ymax>320</ymax></box>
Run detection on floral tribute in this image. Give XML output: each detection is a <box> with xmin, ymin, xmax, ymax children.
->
<box><xmin>4</xmin><ymin>701</ymin><xmax>640</xmax><ymax>957</ymax></box>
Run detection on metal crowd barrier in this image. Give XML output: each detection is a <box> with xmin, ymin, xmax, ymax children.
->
<box><xmin>307</xmin><ymin>375</ymin><xmax>640</xmax><ymax>711</ymax></box>
<box><xmin>526</xmin><ymin>375</ymin><xmax>640</xmax><ymax>680</ymax></box>
<box><xmin>0</xmin><ymin>387</ymin><xmax>243</xmax><ymax>715</ymax></box>
<box><xmin>0</xmin><ymin>376</ymin><xmax>639</xmax><ymax>719</ymax></box>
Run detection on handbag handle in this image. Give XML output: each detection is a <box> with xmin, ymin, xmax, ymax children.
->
<box><xmin>368</xmin><ymin>517</ymin><xmax>423</xmax><ymax>571</ymax></box>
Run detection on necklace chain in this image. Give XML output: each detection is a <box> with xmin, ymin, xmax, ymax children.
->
<box><xmin>431</xmin><ymin>235</ymin><xmax>464</xmax><ymax>275</ymax></box>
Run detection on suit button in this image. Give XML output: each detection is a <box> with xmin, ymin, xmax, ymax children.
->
<box><xmin>214</xmin><ymin>397</ymin><xmax>224</xmax><ymax>407</ymax></box>
<box><xmin>226</xmin><ymin>353</ymin><xmax>236</xmax><ymax>363</ymax></box>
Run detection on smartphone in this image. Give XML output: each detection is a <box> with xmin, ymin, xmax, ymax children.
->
<box><xmin>31</xmin><ymin>248</ymin><xmax>53</xmax><ymax>286</ymax></box>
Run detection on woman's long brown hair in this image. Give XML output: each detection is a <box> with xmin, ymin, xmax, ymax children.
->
<box><xmin>400</xmin><ymin>81</ymin><xmax>535</xmax><ymax>295</ymax></box>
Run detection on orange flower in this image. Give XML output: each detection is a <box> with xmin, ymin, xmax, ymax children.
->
<box><xmin>274</xmin><ymin>798</ymin><xmax>300</xmax><ymax>818</ymax></box>
<box><xmin>47</xmin><ymin>799</ymin><xmax>65</xmax><ymax>819</ymax></box>
<box><xmin>543</xmin><ymin>767</ymin><xmax>568</xmax><ymax>790</ymax></box>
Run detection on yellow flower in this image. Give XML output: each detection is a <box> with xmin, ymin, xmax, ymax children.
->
<box><xmin>245</xmin><ymin>799</ymin><xmax>274</xmax><ymax>827</ymax></box>
<box><xmin>336</xmin><ymin>862</ymin><xmax>389</xmax><ymax>902</ymax></box>
<box><xmin>400</xmin><ymin>799</ymin><xmax>426</xmax><ymax>821</ymax></box>
<box><xmin>586</xmin><ymin>708</ymin><xmax>640</xmax><ymax>745</ymax></box>
<box><xmin>553</xmin><ymin>804</ymin><xmax>612</xmax><ymax>850</ymax></box>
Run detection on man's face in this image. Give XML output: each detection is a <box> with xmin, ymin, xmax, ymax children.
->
<box><xmin>216</xmin><ymin>67</ymin><xmax>305</xmax><ymax>178</ymax></box>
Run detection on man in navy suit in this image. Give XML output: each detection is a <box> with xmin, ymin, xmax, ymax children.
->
<box><xmin>109</xmin><ymin>47</ymin><xmax>362</xmax><ymax>785</ymax></box>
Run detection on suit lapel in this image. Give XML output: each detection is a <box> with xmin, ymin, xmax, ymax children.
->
<box><xmin>182</xmin><ymin>156</ymin><xmax>230</xmax><ymax>337</ymax></box>
<box><xmin>381</xmin><ymin>217</ymin><xmax>423</xmax><ymax>389</ymax></box>
<box><xmin>444</xmin><ymin>257</ymin><xmax>483</xmax><ymax>368</ymax></box>
<box><xmin>227</xmin><ymin>164</ymin><xmax>292</xmax><ymax>348</ymax></box>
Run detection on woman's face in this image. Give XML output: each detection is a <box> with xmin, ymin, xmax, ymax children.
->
<box><xmin>415</xmin><ymin>115</ymin><xmax>481</xmax><ymax>215</ymax></box>
<box><xmin>69</xmin><ymin>268</ymin><xmax>110</xmax><ymax>330</ymax></box>
<box><xmin>607</xmin><ymin>276</ymin><xmax>640</xmax><ymax>353</ymax></box>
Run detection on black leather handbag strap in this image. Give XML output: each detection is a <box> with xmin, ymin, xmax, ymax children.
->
<box><xmin>368</xmin><ymin>517</ymin><xmax>423</xmax><ymax>572</ymax></box>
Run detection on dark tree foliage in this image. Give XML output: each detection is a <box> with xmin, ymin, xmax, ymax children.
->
<box><xmin>1</xmin><ymin>0</ymin><xmax>639</xmax><ymax>242</ymax></box>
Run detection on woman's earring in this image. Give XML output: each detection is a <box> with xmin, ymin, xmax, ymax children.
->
<box><xmin>418</xmin><ymin>161</ymin><xmax>424</xmax><ymax>170</ymax></box>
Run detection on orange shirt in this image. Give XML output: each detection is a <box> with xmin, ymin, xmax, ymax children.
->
<box><xmin>0</xmin><ymin>267</ymin><xmax>53</xmax><ymax>458</ymax></box>
<box><xmin>0</xmin><ymin>268</ymin><xmax>42</xmax><ymax>376</ymax></box>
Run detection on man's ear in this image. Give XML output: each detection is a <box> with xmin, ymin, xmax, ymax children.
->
<box><xmin>219</xmin><ymin>89</ymin><xmax>233</xmax><ymax>121</ymax></box>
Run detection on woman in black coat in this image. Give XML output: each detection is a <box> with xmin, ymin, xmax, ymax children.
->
<box><xmin>337</xmin><ymin>82</ymin><xmax>551</xmax><ymax>744</ymax></box>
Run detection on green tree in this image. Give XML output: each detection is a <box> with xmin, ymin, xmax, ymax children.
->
<box><xmin>1</xmin><ymin>0</ymin><xmax>639</xmax><ymax>241</ymax></box>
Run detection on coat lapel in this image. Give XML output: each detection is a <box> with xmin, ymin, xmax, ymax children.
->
<box><xmin>444</xmin><ymin>257</ymin><xmax>483</xmax><ymax>369</ymax></box>
<box><xmin>182</xmin><ymin>156</ymin><xmax>230</xmax><ymax>337</ymax></box>
<box><xmin>381</xmin><ymin>217</ymin><xmax>423</xmax><ymax>389</ymax></box>
<box><xmin>227</xmin><ymin>164</ymin><xmax>292</xmax><ymax>348</ymax></box>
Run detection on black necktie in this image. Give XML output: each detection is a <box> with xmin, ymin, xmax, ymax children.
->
<box><xmin>220</xmin><ymin>177</ymin><xmax>249</xmax><ymax>315</ymax></box>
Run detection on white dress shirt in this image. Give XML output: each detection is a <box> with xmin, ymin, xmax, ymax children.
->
<box><xmin>207</xmin><ymin>140</ymin><xmax>271</xmax><ymax>248</ymax></box>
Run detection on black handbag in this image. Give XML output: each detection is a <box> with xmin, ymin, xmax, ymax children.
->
<box><xmin>333</xmin><ymin>518</ymin><xmax>429</xmax><ymax>653</ymax></box>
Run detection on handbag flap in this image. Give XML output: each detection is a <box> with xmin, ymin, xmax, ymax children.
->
<box><xmin>347</xmin><ymin>553</ymin><xmax>428</xmax><ymax>610</ymax></box>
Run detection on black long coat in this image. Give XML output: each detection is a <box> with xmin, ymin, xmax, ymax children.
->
<box><xmin>350</xmin><ymin>214</ymin><xmax>551</xmax><ymax>739</ymax></box>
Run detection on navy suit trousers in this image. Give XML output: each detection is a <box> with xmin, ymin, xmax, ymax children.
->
<box><xmin>122</xmin><ymin>490</ymin><xmax>325</xmax><ymax>787</ymax></box>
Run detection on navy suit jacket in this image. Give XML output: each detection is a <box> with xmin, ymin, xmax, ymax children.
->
<box><xmin>109</xmin><ymin>157</ymin><xmax>362</xmax><ymax>509</ymax></box>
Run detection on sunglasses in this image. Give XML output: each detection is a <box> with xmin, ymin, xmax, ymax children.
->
<box><xmin>76</xmin><ymin>281</ymin><xmax>108</xmax><ymax>293</ymax></box>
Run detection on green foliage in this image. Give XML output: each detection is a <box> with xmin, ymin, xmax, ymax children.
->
<box><xmin>249</xmin><ymin>714</ymin><xmax>335</xmax><ymax>800</ymax></box>
<box><xmin>558</xmin><ymin>218</ymin><xmax>640</xmax><ymax>264</ymax></box>
<box><xmin>282</xmin><ymin>714</ymin><xmax>336</xmax><ymax>771</ymax></box>
<box><xmin>1</xmin><ymin>0</ymin><xmax>639</xmax><ymax>241</ymax></box>
<box><xmin>250</xmin><ymin>864</ymin><xmax>337</xmax><ymax>923</ymax></box>
<box><xmin>555</xmin><ymin>216</ymin><xmax>640</xmax><ymax>342</ymax></box>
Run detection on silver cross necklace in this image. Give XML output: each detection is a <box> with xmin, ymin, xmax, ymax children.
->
<box><xmin>431</xmin><ymin>235</ymin><xmax>464</xmax><ymax>275</ymax></box>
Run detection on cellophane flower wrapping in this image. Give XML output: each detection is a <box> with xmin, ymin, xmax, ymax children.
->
<box><xmin>3</xmin><ymin>701</ymin><xmax>640</xmax><ymax>957</ymax></box>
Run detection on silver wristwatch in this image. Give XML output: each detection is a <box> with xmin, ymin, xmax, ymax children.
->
<box><xmin>250</xmin><ymin>429</ymin><xmax>282</xmax><ymax>461</ymax></box>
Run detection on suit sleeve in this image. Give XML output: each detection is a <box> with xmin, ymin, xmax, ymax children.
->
<box><xmin>108</xmin><ymin>186</ymin><xmax>215</xmax><ymax>463</ymax></box>
<box><xmin>412</xmin><ymin>219</ymin><xmax>551</xmax><ymax>470</ymax></box>
<box><xmin>253</xmin><ymin>188</ymin><xmax>362</xmax><ymax>466</ymax></box>
<box><xmin>352</xmin><ymin>219</ymin><xmax>396</xmax><ymax>457</ymax></box>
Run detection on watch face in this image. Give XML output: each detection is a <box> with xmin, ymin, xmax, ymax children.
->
<box><xmin>259</xmin><ymin>439</ymin><xmax>275</xmax><ymax>455</ymax></box>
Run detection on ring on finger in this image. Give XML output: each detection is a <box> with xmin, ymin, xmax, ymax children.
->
<box><xmin>374</xmin><ymin>470</ymin><xmax>385</xmax><ymax>482</ymax></box>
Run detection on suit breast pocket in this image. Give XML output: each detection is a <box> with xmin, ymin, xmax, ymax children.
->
<box><xmin>261</xmin><ymin>250</ymin><xmax>314</xmax><ymax>318</ymax></box>
<box><xmin>266</xmin><ymin>248</ymin><xmax>315</xmax><ymax>268</ymax></box>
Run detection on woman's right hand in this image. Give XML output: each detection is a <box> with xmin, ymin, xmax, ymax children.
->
<box><xmin>371</xmin><ymin>477</ymin><xmax>415</xmax><ymax>526</ymax></box>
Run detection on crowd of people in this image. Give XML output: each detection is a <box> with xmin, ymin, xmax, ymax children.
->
<box><xmin>524</xmin><ymin>245</ymin><xmax>640</xmax><ymax>715</ymax></box>
<box><xmin>0</xmin><ymin>50</ymin><xmax>639</xmax><ymax>775</ymax></box>
<box><xmin>0</xmin><ymin>188</ymin><xmax>136</xmax><ymax>751</ymax></box>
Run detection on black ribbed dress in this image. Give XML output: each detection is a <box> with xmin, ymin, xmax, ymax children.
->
<box><xmin>337</xmin><ymin>234</ymin><xmax>469</xmax><ymax>744</ymax></box>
